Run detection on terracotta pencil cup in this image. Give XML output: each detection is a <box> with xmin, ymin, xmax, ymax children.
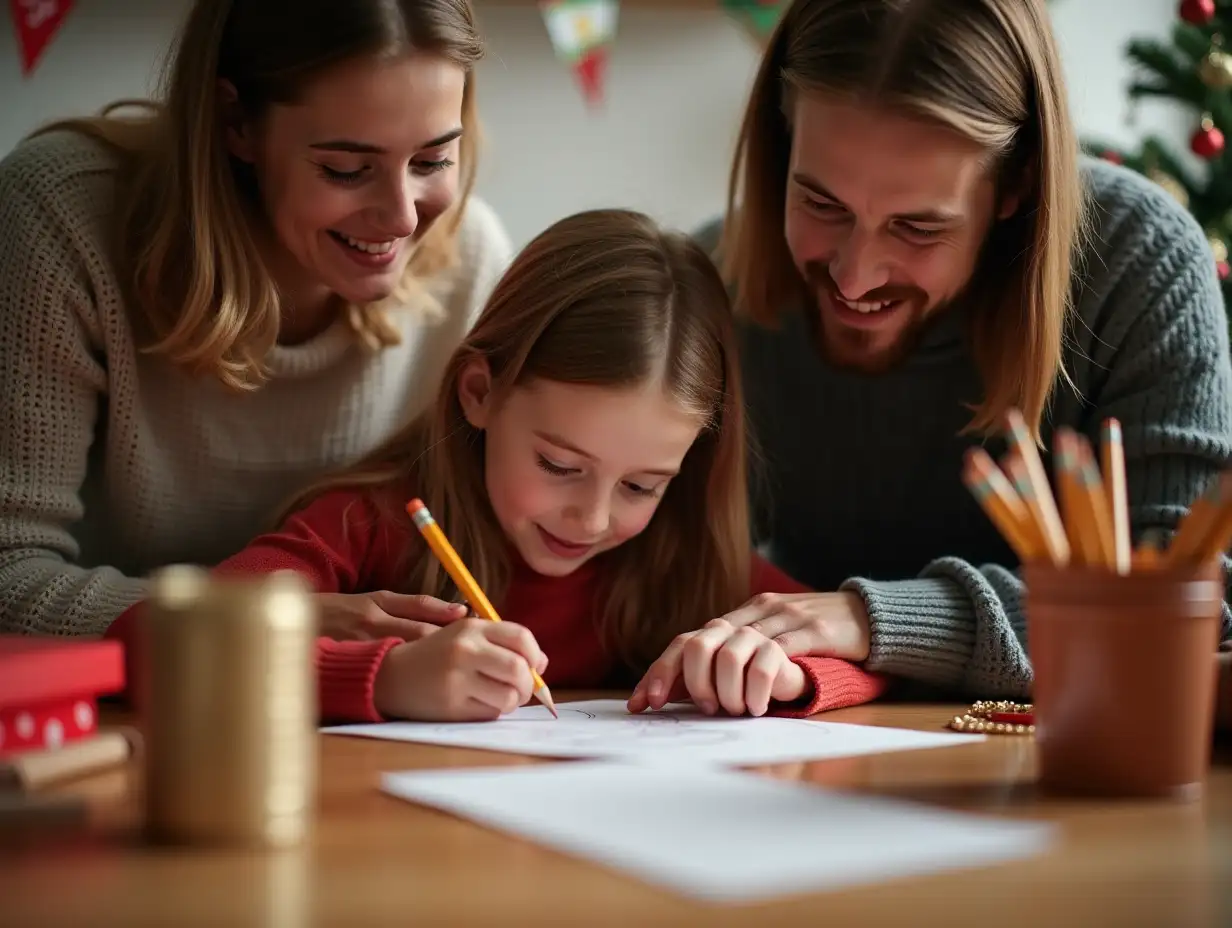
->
<box><xmin>1024</xmin><ymin>561</ymin><xmax>1224</xmax><ymax>800</ymax></box>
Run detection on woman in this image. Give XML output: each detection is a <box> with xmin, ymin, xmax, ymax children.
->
<box><xmin>0</xmin><ymin>0</ymin><xmax>513</xmax><ymax>640</ymax></box>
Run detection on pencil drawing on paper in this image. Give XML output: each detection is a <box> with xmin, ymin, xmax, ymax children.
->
<box><xmin>414</xmin><ymin>705</ymin><xmax>742</xmax><ymax>749</ymax></box>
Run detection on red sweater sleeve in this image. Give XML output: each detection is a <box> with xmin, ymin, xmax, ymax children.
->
<box><xmin>105</xmin><ymin>489</ymin><xmax>405</xmax><ymax>724</ymax></box>
<box><xmin>749</xmin><ymin>555</ymin><xmax>890</xmax><ymax>718</ymax></box>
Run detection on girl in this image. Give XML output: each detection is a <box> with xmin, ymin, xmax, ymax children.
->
<box><xmin>0</xmin><ymin>0</ymin><xmax>511</xmax><ymax>642</ymax></box>
<box><xmin>108</xmin><ymin>210</ymin><xmax>886</xmax><ymax>722</ymax></box>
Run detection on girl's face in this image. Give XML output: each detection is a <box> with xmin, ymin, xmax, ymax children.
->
<box><xmin>223</xmin><ymin>52</ymin><xmax>465</xmax><ymax>311</ymax></box>
<box><xmin>458</xmin><ymin>364</ymin><xmax>705</xmax><ymax>576</ymax></box>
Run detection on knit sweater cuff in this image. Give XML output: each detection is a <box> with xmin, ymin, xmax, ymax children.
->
<box><xmin>769</xmin><ymin>656</ymin><xmax>889</xmax><ymax>718</ymax></box>
<box><xmin>317</xmin><ymin>638</ymin><xmax>400</xmax><ymax>723</ymax></box>
<box><xmin>840</xmin><ymin>577</ymin><xmax>976</xmax><ymax>690</ymax></box>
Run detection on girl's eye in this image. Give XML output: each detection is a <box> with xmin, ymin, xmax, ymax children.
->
<box><xmin>622</xmin><ymin>481</ymin><xmax>660</xmax><ymax>499</ymax></box>
<box><xmin>536</xmin><ymin>455</ymin><xmax>577</xmax><ymax>477</ymax></box>
<box><xmin>317</xmin><ymin>164</ymin><xmax>366</xmax><ymax>186</ymax></box>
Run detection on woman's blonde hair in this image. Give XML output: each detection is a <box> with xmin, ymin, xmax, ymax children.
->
<box><xmin>30</xmin><ymin>0</ymin><xmax>484</xmax><ymax>391</ymax></box>
<box><xmin>723</xmin><ymin>0</ymin><xmax>1088</xmax><ymax>441</ymax></box>
<box><xmin>286</xmin><ymin>209</ymin><xmax>751</xmax><ymax>671</ymax></box>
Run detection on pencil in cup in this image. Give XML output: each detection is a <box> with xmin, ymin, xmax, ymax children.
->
<box><xmin>404</xmin><ymin>499</ymin><xmax>558</xmax><ymax>719</ymax></box>
<box><xmin>967</xmin><ymin>408</ymin><xmax>1232</xmax><ymax>572</ymax></box>
<box><xmin>1053</xmin><ymin>428</ymin><xmax>1117</xmax><ymax>570</ymax></box>
<box><xmin>1100</xmin><ymin>418</ymin><xmax>1132</xmax><ymax>575</ymax></box>
<box><xmin>1167</xmin><ymin>472</ymin><xmax>1232</xmax><ymax>568</ymax></box>
<box><xmin>1002</xmin><ymin>409</ymin><xmax>1071</xmax><ymax>566</ymax></box>
<box><xmin>961</xmin><ymin>448</ymin><xmax>1038</xmax><ymax>562</ymax></box>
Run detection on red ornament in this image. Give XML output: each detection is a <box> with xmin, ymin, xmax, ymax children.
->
<box><xmin>1219</xmin><ymin>260</ymin><xmax>1230</xmax><ymax>280</ymax></box>
<box><xmin>1179</xmin><ymin>0</ymin><xmax>1216</xmax><ymax>25</ymax></box>
<box><xmin>1192</xmin><ymin>122</ymin><xmax>1226</xmax><ymax>158</ymax></box>
<box><xmin>1100</xmin><ymin>150</ymin><xmax>1124</xmax><ymax>165</ymax></box>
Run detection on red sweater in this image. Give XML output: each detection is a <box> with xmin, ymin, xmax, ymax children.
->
<box><xmin>106</xmin><ymin>490</ymin><xmax>887</xmax><ymax>721</ymax></box>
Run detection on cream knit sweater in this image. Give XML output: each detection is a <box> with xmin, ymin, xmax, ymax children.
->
<box><xmin>0</xmin><ymin>130</ymin><xmax>514</xmax><ymax>636</ymax></box>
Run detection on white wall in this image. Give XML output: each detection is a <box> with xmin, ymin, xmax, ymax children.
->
<box><xmin>1</xmin><ymin>0</ymin><xmax>1190</xmax><ymax>248</ymax></box>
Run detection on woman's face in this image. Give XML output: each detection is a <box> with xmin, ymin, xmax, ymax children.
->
<box><xmin>224</xmin><ymin>53</ymin><xmax>466</xmax><ymax>308</ymax></box>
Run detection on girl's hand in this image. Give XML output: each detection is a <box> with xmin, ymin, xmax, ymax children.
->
<box><xmin>627</xmin><ymin>618</ymin><xmax>806</xmax><ymax>717</ymax></box>
<box><xmin>372</xmin><ymin>619</ymin><xmax>549</xmax><ymax>722</ymax></box>
<box><xmin>316</xmin><ymin>591</ymin><xmax>468</xmax><ymax>642</ymax></box>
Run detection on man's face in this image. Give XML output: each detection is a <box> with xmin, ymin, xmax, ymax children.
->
<box><xmin>783</xmin><ymin>94</ymin><xmax>1017</xmax><ymax>372</ymax></box>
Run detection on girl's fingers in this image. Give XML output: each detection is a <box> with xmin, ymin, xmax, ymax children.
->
<box><xmin>681</xmin><ymin>624</ymin><xmax>736</xmax><ymax>714</ymax></box>
<box><xmin>743</xmin><ymin>641</ymin><xmax>783</xmax><ymax>717</ymax></box>
<box><xmin>465</xmin><ymin>673</ymin><xmax>525</xmax><ymax>716</ymax></box>
<box><xmin>713</xmin><ymin>628</ymin><xmax>764</xmax><ymax>716</ymax></box>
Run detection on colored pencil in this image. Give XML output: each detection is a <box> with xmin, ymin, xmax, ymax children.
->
<box><xmin>1002</xmin><ymin>410</ymin><xmax>1070</xmax><ymax>566</ymax></box>
<box><xmin>1054</xmin><ymin>429</ymin><xmax>1113</xmax><ymax>568</ymax></box>
<box><xmin>1074</xmin><ymin>434</ymin><xmax>1117</xmax><ymax>570</ymax></box>
<box><xmin>1188</xmin><ymin>472</ymin><xmax>1232</xmax><ymax>566</ymax></box>
<box><xmin>1001</xmin><ymin>451</ymin><xmax>1049</xmax><ymax>563</ymax></box>
<box><xmin>962</xmin><ymin>448</ymin><xmax>1037</xmax><ymax>562</ymax></box>
<box><xmin>1132</xmin><ymin>540</ymin><xmax>1162</xmax><ymax>571</ymax></box>
<box><xmin>405</xmin><ymin>499</ymin><xmax>558</xmax><ymax>718</ymax></box>
<box><xmin>1165</xmin><ymin>474</ymin><xmax>1227</xmax><ymax>567</ymax></box>
<box><xmin>1100</xmin><ymin>418</ymin><xmax>1131</xmax><ymax>575</ymax></box>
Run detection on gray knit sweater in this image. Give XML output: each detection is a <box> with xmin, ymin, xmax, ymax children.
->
<box><xmin>696</xmin><ymin>157</ymin><xmax>1232</xmax><ymax>699</ymax></box>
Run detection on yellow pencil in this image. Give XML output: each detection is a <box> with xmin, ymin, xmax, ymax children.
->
<box><xmin>1001</xmin><ymin>451</ymin><xmax>1049</xmax><ymax>563</ymax></box>
<box><xmin>1054</xmin><ymin>430</ymin><xmax>1103</xmax><ymax>567</ymax></box>
<box><xmin>1074</xmin><ymin>434</ymin><xmax>1118</xmax><ymax>570</ymax></box>
<box><xmin>1189</xmin><ymin>471</ymin><xmax>1232</xmax><ymax>566</ymax></box>
<box><xmin>1166</xmin><ymin>472</ymin><xmax>1232</xmax><ymax>567</ymax></box>
<box><xmin>1002</xmin><ymin>409</ymin><xmax>1071</xmax><ymax>566</ymax></box>
<box><xmin>405</xmin><ymin>499</ymin><xmax>558</xmax><ymax>718</ymax></box>
<box><xmin>1100</xmin><ymin>418</ymin><xmax>1131</xmax><ymax>575</ymax></box>
<box><xmin>962</xmin><ymin>448</ymin><xmax>1037</xmax><ymax>562</ymax></box>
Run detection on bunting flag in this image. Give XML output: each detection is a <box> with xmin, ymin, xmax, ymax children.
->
<box><xmin>539</xmin><ymin>0</ymin><xmax>619</xmax><ymax>109</ymax></box>
<box><xmin>720</xmin><ymin>0</ymin><xmax>787</xmax><ymax>46</ymax></box>
<box><xmin>9</xmin><ymin>0</ymin><xmax>74</xmax><ymax>77</ymax></box>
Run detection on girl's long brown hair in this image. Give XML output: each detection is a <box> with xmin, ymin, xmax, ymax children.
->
<box><xmin>722</xmin><ymin>0</ymin><xmax>1088</xmax><ymax>442</ymax></box>
<box><xmin>283</xmin><ymin>209</ymin><xmax>751</xmax><ymax>671</ymax></box>
<box><xmin>30</xmin><ymin>0</ymin><xmax>484</xmax><ymax>392</ymax></box>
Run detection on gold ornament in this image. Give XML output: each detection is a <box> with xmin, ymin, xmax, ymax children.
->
<box><xmin>1148</xmin><ymin>169</ymin><xmax>1190</xmax><ymax>209</ymax></box>
<box><xmin>1199</xmin><ymin>48</ymin><xmax>1232</xmax><ymax>89</ymax></box>
<box><xmin>946</xmin><ymin>700</ymin><xmax>1035</xmax><ymax>736</ymax></box>
<box><xmin>1211</xmin><ymin>235</ymin><xmax>1229</xmax><ymax>265</ymax></box>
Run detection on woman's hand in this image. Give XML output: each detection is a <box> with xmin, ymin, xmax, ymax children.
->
<box><xmin>627</xmin><ymin>618</ymin><xmax>807</xmax><ymax>717</ymax></box>
<box><xmin>373</xmin><ymin>619</ymin><xmax>549</xmax><ymax>722</ymax></box>
<box><xmin>717</xmin><ymin>591</ymin><xmax>872</xmax><ymax>661</ymax></box>
<box><xmin>316</xmin><ymin>591</ymin><xmax>469</xmax><ymax>642</ymax></box>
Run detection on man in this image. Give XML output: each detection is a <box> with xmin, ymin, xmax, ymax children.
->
<box><xmin>634</xmin><ymin>0</ymin><xmax>1232</xmax><ymax>711</ymax></box>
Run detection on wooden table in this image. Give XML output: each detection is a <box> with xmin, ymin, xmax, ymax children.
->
<box><xmin>2</xmin><ymin>696</ymin><xmax>1230</xmax><ymax>927</ymax></box>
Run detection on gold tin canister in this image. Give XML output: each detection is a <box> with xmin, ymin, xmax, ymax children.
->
<box><xmin>139</xmin><ymin>566</ymin><xmax>318</xmax><ymax>847</ymax></box>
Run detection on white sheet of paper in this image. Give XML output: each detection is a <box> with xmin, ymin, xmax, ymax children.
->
<box><xmin>323</xmin><ymin>699</ymin><xmax>983</xmax><ymax>767</ymax></box>
<box><xmin>381</xmin><ymin>761</ymin><xmax>1054</xmax><ymax>902</ymax></box>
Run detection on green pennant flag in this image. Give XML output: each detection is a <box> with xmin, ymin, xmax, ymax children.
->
<box><xmin>720</xmin><ymin>0</ymin><xmax>787</xmax><ymax>43</ymax></box>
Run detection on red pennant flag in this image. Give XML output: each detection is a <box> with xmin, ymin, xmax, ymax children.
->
<box><xmin>573</xmin><ymin>48</ymin><xmax>608</xmax><ymax>108</ymax></box>
<box><xmin>10</xmin><ymin>0</ymin><xmax>74</xmax><ymax>77</ymax></box>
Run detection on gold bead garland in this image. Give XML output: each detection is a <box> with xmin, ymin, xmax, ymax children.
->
<box><xmin>947</xmin><ymin>699</ymin><xmax>1035</xmax><ymax>736</ymax></box>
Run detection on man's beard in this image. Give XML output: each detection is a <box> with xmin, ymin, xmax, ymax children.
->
<box><xmin>802</xmin><ymin>261</ymin><xmax>961</xmax><ymax>374</ymax></box>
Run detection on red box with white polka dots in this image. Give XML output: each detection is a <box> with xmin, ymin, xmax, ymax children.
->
<box><xmin>0</xmin><ymin>637</ymin><xmax>125</xmax><ymax>759</ymax></box>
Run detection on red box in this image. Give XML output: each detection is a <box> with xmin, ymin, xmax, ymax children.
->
<box><xmin>0</xmin><ymin>637</ymin><xmax>125</xmax><ymax>759</ymax></box>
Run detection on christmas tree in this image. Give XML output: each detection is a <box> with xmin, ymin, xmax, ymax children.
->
<box><xmin>1085</xmin><ymin>0</ymin><xmax>1232</xmax><ymax>302</ymax></box>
